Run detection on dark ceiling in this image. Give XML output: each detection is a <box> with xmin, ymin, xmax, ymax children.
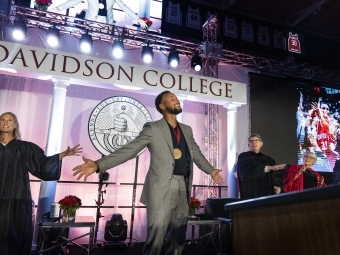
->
<box><xmin>191</xmin><ymin>0</ymin><xmax>340</xmax><ymax>41</ymax></box>
<box><xmin>187</xmin><ymin>0</ymin><xmax>340</xmax><ymax>86</ymax></box>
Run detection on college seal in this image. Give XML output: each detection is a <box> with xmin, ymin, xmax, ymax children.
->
<box><xmin>88</xmin><ymin>96</ymin><xmax>152</xmax><ymax>156</ymax></box>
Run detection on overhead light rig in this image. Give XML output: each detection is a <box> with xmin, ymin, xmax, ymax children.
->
<box><xmin>4</xmin><ymin>5</ymin><xmax>340</xmax><ymax>86</ymax></box>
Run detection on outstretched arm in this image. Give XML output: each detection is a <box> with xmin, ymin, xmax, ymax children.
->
<box><xmin>73</xmin><ymin>123</ymin><xmax>152</xmax><ymax>181</ymax></box>
<box><xmin>115</xmin><ymin>0</ymin><xmax>148</xmax><ymax>29</ymax></box>
<box><xmin>48</xmin><ymin>0</ymin><xmax>83</xmax><ymax>12</ymax></box>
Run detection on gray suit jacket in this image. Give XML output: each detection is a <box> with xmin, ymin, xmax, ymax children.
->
<box><xmin>97</xmin><ymin>118</ymin><xmax>214</xmax><ymax>210</ymax></box>
<box><xmin>57</xmin><ymin>0</ymin><xmax>139</xmax><ymax>25</ymax></box>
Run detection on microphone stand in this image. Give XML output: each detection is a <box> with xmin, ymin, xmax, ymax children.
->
<box><xmin>93</xmin><ymin>171</ymin><xmax>109</xmax><ymax>247</ymax></box>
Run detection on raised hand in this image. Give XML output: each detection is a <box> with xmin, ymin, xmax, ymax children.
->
<box><xmin>59</xmin><ymin>144</ymin><xmax>83</xmax><ymax>159</ymax></box>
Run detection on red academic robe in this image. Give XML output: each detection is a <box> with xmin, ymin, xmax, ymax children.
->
<box><xmin>283</xmin><ymin>164</ymin><xmax>326</xmax><ymax>192</ymax></box>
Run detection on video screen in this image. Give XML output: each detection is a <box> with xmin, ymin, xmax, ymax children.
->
<box><xmin>24</xmin><ymin>0</ymin><xmax>162</xmax><ymax>31</ymax></box>
<box><xmin>250</xmin><ymin>73</ymin><xmax>339</xmax><ymax>172</ymax></box>
<box><xmin>295</xmin><ymin>84</ymin><xmax>340</xmax><ymax>172</ymax></box>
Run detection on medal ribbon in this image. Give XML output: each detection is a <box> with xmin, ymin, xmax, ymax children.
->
<box><xmin>174</xmin><ymin>125</ymin><xmax>181</xmax><ymax>144</ymax></box>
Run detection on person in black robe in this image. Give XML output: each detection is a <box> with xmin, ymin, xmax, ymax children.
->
<box><xmin>0</xmin><ymin>112</ymin><xmax>82</xmax><ymax>255</ymax></box>
<box><xmin>333</xmin><ymin>159</ymin><xmax>340</xmax><ymax>184</ymax></box>
<box><xmin>237</xmin><ymin>134</ymin><xmax>286</xmax><ymax>199</ymax></box>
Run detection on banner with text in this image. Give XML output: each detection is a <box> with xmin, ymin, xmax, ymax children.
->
<box><xmin>0</xmin><ymin>41</ymin><xmax>246</xmax><ymax>105</ymax></box>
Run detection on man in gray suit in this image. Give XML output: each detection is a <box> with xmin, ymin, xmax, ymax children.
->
<box><xmin>49</xmin><ymin>0</ymin><xmax>147</xmax><ymax>28</ymax></box>
<box><xmin>73</xmin><ymin>90</ymin><xmax>224</xmax><ymax>255</ymax></box>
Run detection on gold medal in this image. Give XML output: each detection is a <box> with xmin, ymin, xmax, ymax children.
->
<box><xmin>174</xmin><ymin>148</ymin><xmax>182</xmax><ymax>159</ymax></box>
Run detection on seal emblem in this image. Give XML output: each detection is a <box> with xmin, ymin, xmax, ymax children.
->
<box><xmin>88</xmin><ymin>96</ymin><xmax>152</xmax><ymax>156</ymax></box>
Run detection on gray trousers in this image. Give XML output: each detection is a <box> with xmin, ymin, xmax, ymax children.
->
<box><xmin>143</xmin><ymin>175</ymin><xmax>189</xmax><ymax>255</ymax></box>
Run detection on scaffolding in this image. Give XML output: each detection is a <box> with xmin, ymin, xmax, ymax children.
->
<box><xmin>1</xmin><ymin>5</ymin><xmax>339</xmax><ymax>87</ymax></box>
<box><xmin>199</xmin><ymin>16</ymin><xmax>220</xmax><ymax>201</ymax></box>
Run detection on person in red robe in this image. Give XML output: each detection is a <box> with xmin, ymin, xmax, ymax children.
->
<box><xmin>283</xmin><ymin>151</ymin><xmax>326</xmax><ymax>192</ymax></box>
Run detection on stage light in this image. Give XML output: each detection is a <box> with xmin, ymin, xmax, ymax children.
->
<box><xmin>191</xmin><ymin>53</ymin><xmax>202</xmax><ymax>72</ymax></box>
<box><xmin>104</xmin><ymin>214</ymin><xmax>127</xmax><ymax>244</ymax></box>
<box><xmin>168</xmin><ymin>48</ymin><xmax>180</xmax><ymax>68</ymax></box>
<box><xmin>11</xmin><ymin>20</ymin><xmax>27</xmax><ymax>41</ymax></box>
<box><xmin>46</xmin><ymin>27</ymin><xmax>60</xmax><ymax>48</ymax></box>
<box><xmin>141</xmin><ymin>44</ymin><xmax>153</xmax><ymax>64</ymax></box>
<box><xmin>79</xmin><ymin>33</ymin><xmax>93</xmax><ymax>53</ymax></box>
<box><xmin>112</xmin><ymin>39</ymin><xmax>124</xmax><ymax>59</ymax></box>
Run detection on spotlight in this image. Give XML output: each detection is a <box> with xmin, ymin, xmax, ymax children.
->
<box><xmin>141</xmin><ymin>44</ymin><xmax>153</xmax><ymax>64</ymax></box>
<box><xmin>46</xmin><ymin>27</ymin><xmax>60</xmax><ymax>48</ymax></box>
<box><xmin>112</xmin><ymin>39</ymin><xmax>124</xmax><ymax>59</ymax></box>
<box><xmin>11</xmin><ymin>20</ymin><xmax>27</xmax><ymax>41</ymax></box>
<box><xmin>104</xmin><ymin>214</ymin><xmax>127</xmax><ymax>244</ymax></box>
<box><xmin>191</xmin><ymin>53</ymin><xmax>202</xmax><ymax>72</ymax></box>
<box><xmin>79</xmin><ymin>33</ymin><xmax>93</xmax><ymax>53</ymax></box>
<box><xmin>168</xmin><ymin>48</ymin><xmax>180</xmax><ymax>68</ymax></box>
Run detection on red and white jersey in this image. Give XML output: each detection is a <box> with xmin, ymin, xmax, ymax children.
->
<box><xmin>316</xmin><ymin>115</ymin><xmax>334</xmax><ymax>152</ymax></box>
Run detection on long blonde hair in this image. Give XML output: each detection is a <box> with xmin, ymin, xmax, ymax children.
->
<box><xmin>0</xmin><ymin>112</ymin><xmax>21</xmax><ymax>140</ymax></box>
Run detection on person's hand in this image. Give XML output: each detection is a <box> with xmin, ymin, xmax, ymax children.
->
<box><xmin>311</xmin><ymin>102</ymin><xmax>319</xmax><ymax>110</ymax></box>
<box><xmin>298</xmin><ymin>166</ymin><xmax>307</xmax><ymax>174</ymax></box>
<box><xmin>59</xmin><ymin>144</ymin><xmax>83</xmax><ymax>159</ymax></box>
<box><xmin>72</xmin><ymin>156</ymin><xmax>99</xmax><ymax>181</ymax></box>
<box><xmin>211</xmin><ymin>169</ymin><xmax>223</xmax><ymax>185</ymax></box>
<box><xmin>138</xmin><ymin>19</ymin><xmax>148</xmax><ymax>30</ymax></box>
<box><xmin>311</xmin><ymin>102</ymin><xmax>321</xmax><ymax>116</ymax></box>
<box><xmin>268</xmin><ymin>164</ymin><xmax>286</xmax><ymax>171</ymax></box>
<box><xmin>273</xmin><ymin>186</ymin><xmax>281</xmax><ymax>194</ymax></box>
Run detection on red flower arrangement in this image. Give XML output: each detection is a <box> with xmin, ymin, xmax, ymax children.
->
<box><xmin>189</xmin><ymin>197</ymin><xmax>201</xmax><ymax>216</ymax></box>
<box><xmin>35</xmin><ymin>0</ymin><xmax>52</xmax><ymax>10</ymax></box>
<box><xmin>140</xmin><ymin>17</ymin><xmax>153</xmax><ymax>30</ymax></box>
<box><xmin>58</xmin><ymin>195</ymin><xmax>82</xmax><ymax>214</ymax></box>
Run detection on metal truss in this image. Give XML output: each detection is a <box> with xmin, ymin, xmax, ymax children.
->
<box><xmin>5</xmin><ymin>5</ymin><xmax>340</xmax><ymax>87</ymax></box>
<box><xmin>200</xmin><ymin>16</ymin><xmax>220</xmax><ymax>201</ymax></box>
<box><xmin>201</xmin><ymin>103</ymin><xmax>219</xmax><ymax>200</ymax></box>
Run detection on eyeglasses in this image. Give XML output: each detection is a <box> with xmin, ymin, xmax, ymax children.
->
<box><xmin>304</xmin><ymin>155</ymin><xmax>316</xmax><ymax>160</ymax></box>
<box><xmin>249</xmin><ymin>139</ymin><xmax>261</xmax><ymax>143</ymax></box>
<box><xmin>322</xmin><ymin>107</ymin><xmax>329</xmax><ymax>110</ymax></box>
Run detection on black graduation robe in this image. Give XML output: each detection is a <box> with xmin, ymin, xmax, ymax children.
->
<box><xmin>237</xmin><ymin>151</ymin><xmax>281</xmax><ymax>199</ymax></box>
<box><xmin>0</xmin><ymin>139</ymin><xmax>61</xmax><ymax>255</ymax></box>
